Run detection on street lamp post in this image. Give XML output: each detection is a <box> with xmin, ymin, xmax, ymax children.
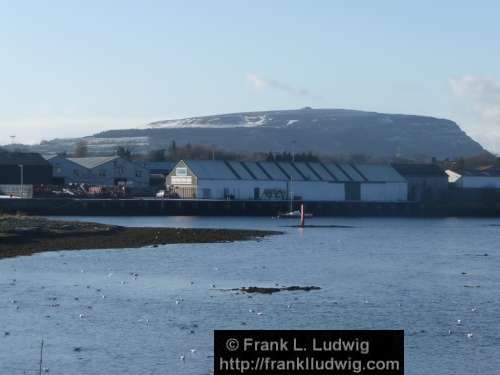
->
<box><xmin>290</xmin><ymin>140</ymin><xmax>296</xmax><ymax>210</ymax></box>
<box><xmin>18</xmin><ymin>164</ymin><xmax>24</xmax><ymax>198</ymax></box>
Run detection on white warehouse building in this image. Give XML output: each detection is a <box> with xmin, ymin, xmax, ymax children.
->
<box><xmin>166</xmin><ymin>160</ymin><xmax>407</xmax><ymax>202</ymax></box>
<box><xmin>446</xmin><ymin>169</ymin><xmax>500</xmax><ymax>189</ymax></box>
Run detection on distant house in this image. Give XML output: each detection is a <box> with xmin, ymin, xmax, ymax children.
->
<box><xmin>44</xmin><ymin>155</ymin><xmax>149</xmax><ymax>187</ymax></box>
<box><xmin>446</xmin><ymin>169</ymin><xmax>500</xmax><ymax>189</ymax></box>
<box><xmin>0</xmin><ymin>152</ymin><xmax>52</xmax><ymax>185</ymax></box>
<box><xmin>392</xmin><ymin>164</ymin><xmax>449</xmax><ymax>201</ymax></box>
<box><xmin>135</xmin><ymin>161</ymin><xmax>175</xmax><ymax>187</ymax></box>
<box><xmin>166</xmin><ymin>160</ymin><xmax>407</xmax><ymax>201</ymax></box>
<box><xmin>140</xmin><ymin>161</ymin><xmax>175</xmax><ymax>176</ymax></box>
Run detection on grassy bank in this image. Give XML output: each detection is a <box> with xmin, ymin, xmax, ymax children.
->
<box><xmin>0</xmin><ymin>215</ymin><xmax>280</xmax><ymax>260</ymax></box>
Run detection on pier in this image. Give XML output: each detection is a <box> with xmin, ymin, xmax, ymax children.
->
<box><xmin>1</xmin><ymin>198</ymin><xmax>500</xmax><ymax>217</ymax></box>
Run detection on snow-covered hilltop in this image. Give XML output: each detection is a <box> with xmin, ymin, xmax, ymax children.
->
<box><xmin>147</xmin><ymin>108</ymin><xmax>368</xmax><ymax>130</ymax></box>
<box><xmin>5</xmin><ymin>108</ymin><xmax>486</xmax><ymax>159</ymax></box>
<box><xmin>149</xmin><ymin>113</ymin><xmax>271</xmax><ymax>129</ymax></box>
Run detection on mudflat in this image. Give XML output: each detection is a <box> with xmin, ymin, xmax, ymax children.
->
<box><xmin>0</xmin><ymin>215</ymin><xmax>280</xmax><ymax>260</ymax></box>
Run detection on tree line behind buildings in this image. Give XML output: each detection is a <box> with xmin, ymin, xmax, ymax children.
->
<box><xmin>63</xmin><ymin>140</ymin><xmax>500</xmax><ymax>171</ymax></box>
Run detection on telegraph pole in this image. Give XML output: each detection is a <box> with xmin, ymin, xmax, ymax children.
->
<box><xmin>18</xmin><ymin>164</ymin><xmax>24</xmax><ymax>198</ymax></box>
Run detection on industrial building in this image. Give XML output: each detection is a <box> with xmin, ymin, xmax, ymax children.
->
<box><xmin>392</xmin><ymin>164</ymin><xmax>449</xmax><ymax>201</ymax></box>
<box><xmin>44</xmin><ymin>155</ymin><xmax>149</xmax><ymax>187</ymax></box>
<box><xmin>135</xmin><ymin>161</ymin><xmax>175</xmax><ymax>187</ymax></box>
<box><xmin>0</xmin><ymin>152</ymin><xmax>53</xmax><ymax>184</ymax></box>
<box><xmin>0</xmin><ymin>152</ymin><xmax>53</xmax><ymax>198</ymax></box>
<box><xmin>139</xmin><ymin>161</ymin><xmax>175</xmax><ymax>176</ymax></box>
<box><xmin>446</xmin><ymin>169</ymin><xmax>500</xmax><ymax>189</ymax></box>
<box><xmin>166</xmin><ymin>160</ymin><xmax>407</xmax><ymax>202</ymax></box>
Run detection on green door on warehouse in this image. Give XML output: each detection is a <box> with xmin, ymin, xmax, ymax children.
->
<box><xmin>345</xmin><ymin>182</ymin><xmax>361</xmax><ymax>201</ymax></box>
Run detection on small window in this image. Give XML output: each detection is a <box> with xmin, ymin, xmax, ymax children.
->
<box><xmin>136</xmin><ymin>170</ymin><xmax>143</xmax><ymax>177</ymax></box>
<box><xmin>55</xmin><ymin>167</ymin><xmax>62</xmax><ymax>173</ymax></box>
<box><xmin>73</xmin><ymin>169</ymin><xmax>80</xmax><ymax>177</ymax></box>
<box><xmin>99</xmin><ymin>170</ymin><xmax>107</xmax><ymax>177</ymax></box>
<box><xmin>176</xmin><ymin>167</ymin><xmax>188</xmax><ymax>176</ymax></box>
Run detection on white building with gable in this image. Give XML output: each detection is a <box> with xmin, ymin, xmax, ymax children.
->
<box><xmin>166</xmin><ymin>160</ymin><xmax>407</xmax><ymax>202</ymax></box>
<box><xmin>446</xmin><ymin>169</ymin><xmax>500</xmax><ymax>189</ymax></box>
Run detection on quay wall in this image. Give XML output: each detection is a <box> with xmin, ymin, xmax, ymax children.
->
<box><xmin>1</xmin><ymin>198</ymin><xmax>500</xmax><ymax>217</ymax></box>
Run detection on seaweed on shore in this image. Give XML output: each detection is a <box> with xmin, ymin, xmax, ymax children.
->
<box><xmin>220</xmin><ymin>286</ymin><xmax>321</xmax><ymax>294</ymax></box>
<box><xmin>284</xmin><ymin>225</ymin><xmax>354</xmax><ymax>228</ymax></box>
<box><xmin>0</xmin><ymin>215</ymin><xmax>281</xmax><ymax>260</ymax></box>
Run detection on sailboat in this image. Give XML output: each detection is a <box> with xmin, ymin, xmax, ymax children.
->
<box><xmin>277</xmin><ymin>178</ymin><xmax>313</xmax><ymax>218</ymax></box>
<box><xmin>278</xmin><ymin>209</ymin><xmax>313</xmax><ymax>219</ymax></box>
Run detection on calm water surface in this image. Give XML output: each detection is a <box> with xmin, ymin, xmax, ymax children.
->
<box><xmin>0</xmin><ymin>216</ymin><xmax>499</xmax><ymax>374</ymax></box>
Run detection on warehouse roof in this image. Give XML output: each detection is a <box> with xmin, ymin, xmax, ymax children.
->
<box><xmin>293</xmin><ymin>162</ymin><xmax>320</xmax><ymax>181</ymax></box>
<box><xmin>177</xmin><ymin>160</ymin><xmax>406</xmax><ymax>183</ymax></box>
<box><xmin>307</xmin><ymin>162</ymin><xmax>335</xmax><ymax>181</ymax></box>
<box><xmin>337</xmin><ymin>163</ymin><xmax>365</xmax><ymax>181</ymax></box>
<box><xmin>356</xmin><ymin>164</ymin><xmax>406</xmax><ymax>182</ymax></box>
<box><xmin>66</xmin><ymin>156</ymin><xmax>120</xmax><ymax>169</ymax></box>
<box><xmin>241</xmin><ymin>161</ymin><xmax>269</xmax><ymax>180</ymax></box>
<box><xmin>183</xmin><ymin>160</ymin><xmax>237</xmax><ymax>180</ymax></box>
<box><xmin>392</xmin><ymin>164</ymin><xmax>447</xmax><ymax>177</ymax></box>
<box><xmin>276</xmin><ymin>162</ymin><xmax>304</xmax><ymax>180</ymax></box>
<box><xmin>139</xmin><ymin>161</ymin><xmax>175</xmax><ymax>174</ymax></box>
<box><xmin>0</xmin><ymin>152</ymin><xmax>51</xmax><ymax>166</ymax></box>
<box><xmin>258</xmin><ymin>162</ymin><xmax>289</xmax><ymax>180</ymax></box>
<box><xmin>42</xmin><ymin>154</ymin><xmax>58</xmax><ymax>161</ymax></box>
<box><xmin>226</xmin><ymin>161</ymin><xmax>254</xmax><ymax>180</ymax></box>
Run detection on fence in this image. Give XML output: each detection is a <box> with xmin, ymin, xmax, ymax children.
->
<box><xmin>0</xmin><ymin>184</ymin><xmax>34</xmax><ymax>198</ymax></box>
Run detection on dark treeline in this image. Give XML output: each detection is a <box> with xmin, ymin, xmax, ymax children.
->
<box><xmin>141</xmin><ymin>143</ymin><xmax>323</xmax><ymax>163</ymax></box>
<box><xmin>265</xmin><ymin>151</ymin><xmax>319</xmax><ymax>162</ymax></box>
<box><xmin>440</xmin><ymin>152</ymin><xmax>500</xmax><ymax>172</ymax></box>
<box><xmin>140</xmin><ymin>141</ymin><xmax>245</xmax><ymax>162</ymax></box>
<box><xmin>33</xmin><ymin>140</ymin><xmax>500</xmax><ymax>171</ymax></box>
<box><xmin>114</xmin><ymin>143</ymin><xmax>500</xmax><ymax>171</ymax></box>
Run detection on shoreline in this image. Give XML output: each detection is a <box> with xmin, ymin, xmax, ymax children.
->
<box><xmin>0</xmin><ymin>215</ymin><xmax>281</xmax><ymax>260</ymax></box>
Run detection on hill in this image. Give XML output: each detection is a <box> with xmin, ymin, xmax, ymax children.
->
<box><xmin>5</xmin><ymin>108</ymin><xmax>485</xmax><ymax>159</ymax></box>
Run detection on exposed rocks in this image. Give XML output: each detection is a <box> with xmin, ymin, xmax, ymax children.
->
<box><xmin>0</xmin><ymin>215</ymin><xmax>281</xmax><ymax>260</ymax></box>
<box><xmin>221</xmin><ymin>286</ymin><xmax>321</xmax><ymax>294</ymax></box>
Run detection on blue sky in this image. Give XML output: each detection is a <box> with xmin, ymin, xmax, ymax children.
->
<box><xmin>1</xmin><ymin>1</ymin><xmax>500</xmax><ymax>152</ymax></box>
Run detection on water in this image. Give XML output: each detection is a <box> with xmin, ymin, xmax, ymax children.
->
<box><xmin>0</xmin><ymin>216</ymin><xmax>499</xmax><ymax>374</ymax></box>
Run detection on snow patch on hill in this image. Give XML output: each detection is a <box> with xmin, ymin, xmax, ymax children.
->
<box><xmin>149</xmin><ymin>115</ymin><xmax>269</xmax><ymax>129</ymax></box>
